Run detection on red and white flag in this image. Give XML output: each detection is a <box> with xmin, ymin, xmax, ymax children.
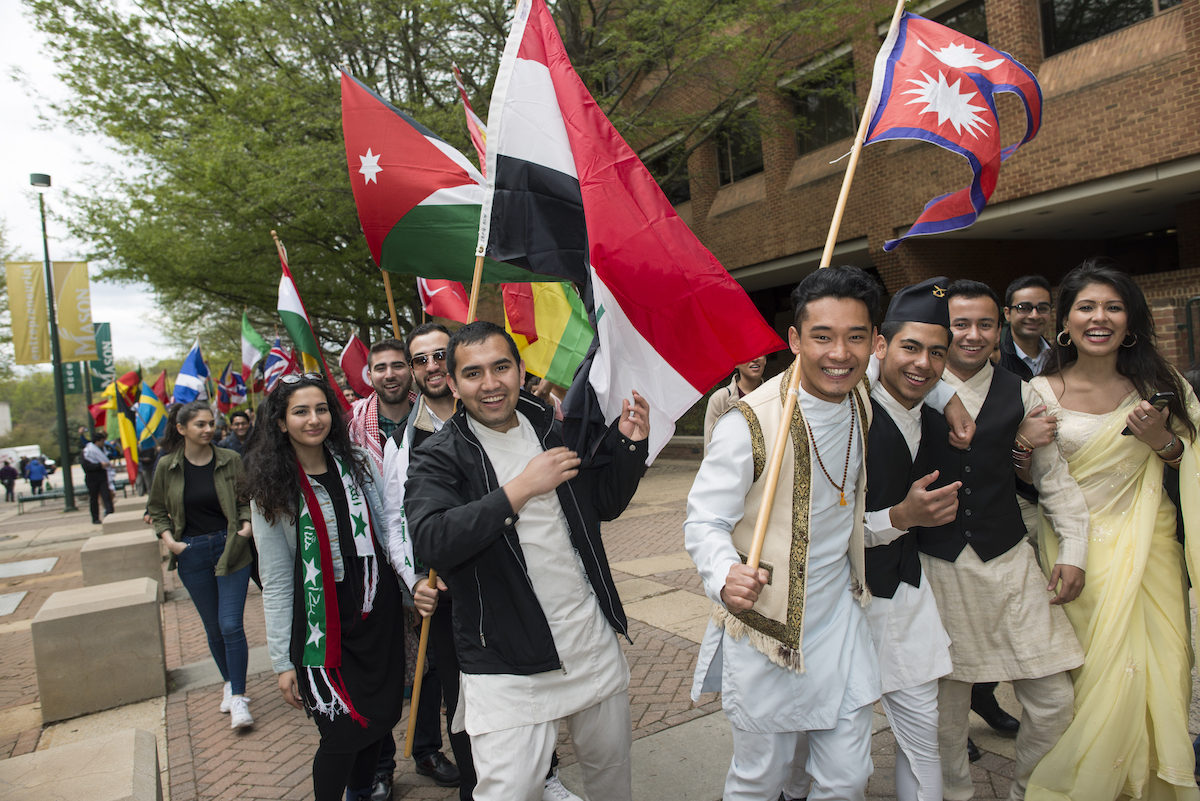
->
<box><xmin>452</xmin><ymin>63</ymin><xmax>488</xmax><ymax>174</ymax></box>
<box><xmin>479</xmin><ymin>0</ymin><xmax>784</xmax><ymax>460</ymax></box>
<box><xmin>339</xmin><ymin>335</ymin><xmax>373</xmax><ymax>398</ymax></box>
<box><xmin>416</xmin><ymin>277</ymin><xmax>472</xmax><ymax>324</ymax></box>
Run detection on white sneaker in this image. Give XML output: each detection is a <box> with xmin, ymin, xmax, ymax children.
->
<box><xmin>230</xmin><ymin>696</ymin><xmax>254</xmax><ymax>730</ymax></box>
<box><xmin>543</xmin><ymin>769</ymin><xmax>581</xmax><ymax>801</ymax></box>
<box><xmin>219</xmin><ymin>681</ymin><xmax>233</xmax><ymax>713</ymax></box>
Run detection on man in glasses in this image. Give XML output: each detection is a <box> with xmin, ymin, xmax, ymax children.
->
<box><xmin>999</xmin><ymin>275</ymin><xmax>1053</xmax><ymax>381</ymax></box>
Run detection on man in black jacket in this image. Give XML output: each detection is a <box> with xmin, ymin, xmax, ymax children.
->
<box><xmin>406</xmin><ymin>321</ymin><xmax>649</xmax><ymax>801</ymax></box>
<box><xmin>998</xmin><ymin>275</ymin><xmax>1053</xmax><ymax>381</ymax></box>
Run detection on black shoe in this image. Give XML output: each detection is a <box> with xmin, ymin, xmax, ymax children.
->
<box><xmin>414</xmin><ymin>752</ymin><xmax>460</xmax><ymax>787</ymax></box>
<box><xmin>967</xmin><ymin>737</ymin><xmax>982</xmax><ymax>762</ymax></box>
<box><xmin>971</xmin><ymin>694</ymin><xmax>1020</xmax><ymax>735</ymax></box>
<box><xmin>369</xmin><ymin>769</ymin><xmax>393</xmax><ymax>801</ymax></box>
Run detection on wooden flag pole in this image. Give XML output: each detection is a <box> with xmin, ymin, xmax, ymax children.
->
<box><xmin>381</xmin><ymin>272</ymin><xmax>404</xmax><ymax>338</ymax></box>
<box><xmin>745</xmin><ymin>0</ymin><xmax>907</xmax><ymax>571</ymax></box>
<box><xmin>404</xmin><ymin>253</ymin><xmax>486</xmax><ymax>759</ymax></box>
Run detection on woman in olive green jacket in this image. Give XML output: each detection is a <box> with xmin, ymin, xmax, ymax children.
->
<box><xmin>148</xmin><ymin>400</ymin><xmax>255</xmax><ymax>729</ymax></box>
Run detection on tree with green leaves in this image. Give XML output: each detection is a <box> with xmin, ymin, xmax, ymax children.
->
<box><xmin>26</xmin><ymin>0</ymin><xmax>865</xmax><ymax>359</ymax></box>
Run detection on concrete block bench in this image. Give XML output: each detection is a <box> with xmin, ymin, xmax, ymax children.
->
<box><xmin>0</xmin><ymin>727</ymin><xmax>161</xmax><ymax>800</ymax></box>
<box><xmin>32</xmin><ymin>578</ymin><xmax>166</xmax><ymax>723</ymax></box>
<box><xmin>81</xmin><ymin>531</ymin><xmax>164</xmax><ymax>602</ymax></box>
<box><xmin>102</xmin><ymin>509</ymin><xmax>151</xmax><ymax>536</ymax></box>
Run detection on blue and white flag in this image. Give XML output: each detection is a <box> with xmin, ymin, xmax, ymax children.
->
<box><xmin>174</xmin><ymin>339</ymin><xmax>210</xmax><ymax>404</ymax></box>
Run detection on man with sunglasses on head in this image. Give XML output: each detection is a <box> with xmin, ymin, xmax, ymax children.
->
<box><xmin>999</xmin><ymin>276</ymin><xmax>1053</xmax><ymax>381</ymax></box>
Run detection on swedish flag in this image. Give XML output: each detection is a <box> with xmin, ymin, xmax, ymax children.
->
<box><xmin>136</xmin><ymin>381</ymin><xmax>167</xmax><ymax>446</ymax></box>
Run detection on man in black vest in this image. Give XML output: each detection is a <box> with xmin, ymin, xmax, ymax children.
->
<box><xmin>915</xmin><ymin>280</ymin><xmax>1090</xmax><ymax>801</ymax></box>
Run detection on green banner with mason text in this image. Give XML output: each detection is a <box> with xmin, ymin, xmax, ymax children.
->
<box><xmin>90</xmin><ymin>322</ymin><xmax>114</xmax><ymax>393</ymax></box>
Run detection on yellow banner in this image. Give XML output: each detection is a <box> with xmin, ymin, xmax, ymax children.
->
<box><xmin>51</xmin><ymin>262</ymin><xmax>97</xmax><ymax>361</ymax></box>
<box><xmin>5</xmin><ymin>262</ymin><xmax>49</xmax><ymax>365</ymax></box>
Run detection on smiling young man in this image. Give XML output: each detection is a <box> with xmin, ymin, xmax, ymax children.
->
<box><xmin>347</xmin><ymin>338</ymin><xmax>413</xmax><ymax>472</ymax></box>
<box><xmin>686</xmin><ymin>266</ymin><xmax>884</xmax><ymax>800</ymax></box>
<box><xmin>915</xmin><ymin>280</ymin><xmax>1090</xmax><ymax>801</ymax></box>
<box><xmin>999</xmin><ymin>275</ymin><xmax>1054</xmax><ymax>381</ymax></box>
<box><xmin>404</xmin><ymin>321</ymin><xmax>650</xmax><ymax>801</ymax></box>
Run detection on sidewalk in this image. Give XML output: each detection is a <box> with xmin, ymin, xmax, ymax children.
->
<box><xmin>0</xmin><ymin>459</ymin><xmax>1187</xmax><ymax>799</ymax></box>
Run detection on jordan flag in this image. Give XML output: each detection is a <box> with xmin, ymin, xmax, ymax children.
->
<box><xmin>340</xmin><ymin>70</ymin><xmax>558</xmax><ymax>284</ymax></box>
<box><xmin>480</xmin><ymin>0</ymin><xmax>784</xmax><ymax>460</ymax></box>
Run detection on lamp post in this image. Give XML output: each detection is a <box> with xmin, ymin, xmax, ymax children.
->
<box><xmin>30</xmin><ymin>174</ymin><xmax>77</xmax><ymax>513</ymax></box>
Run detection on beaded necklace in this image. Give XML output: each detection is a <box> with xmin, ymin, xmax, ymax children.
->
<box><xmin>804</xmin><ymin>402</ymin><xmax>855</xmax><ymax>506</ymax></box>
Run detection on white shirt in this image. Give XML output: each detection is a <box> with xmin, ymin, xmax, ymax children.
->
<box><xmin>83</xmin><ymin>442</ymin><xmax>109</xmax><ymax>466</ymax></box>
<box><xmin>458</xmin><ymin>412</ymin><xmax>628</xmax><ymax>734</ymax></box>
<box><xmin>1014</xmin><ymin>336</ymin><xmax>1051</xmax><ymax>376</ymax></box>
<box><xmin>381</xmin><ymin>400</ymin><xmax>444</xmax><ymax>592</ymax></box>
<box><xmin>861</xmin><ymin>381</ymin><xmax>953</xmax><ymax>694</ymax></box>
<box><xmin>686</xmin><ymin>387</ymin><xmax>880</xmax><ymax>732</ymax></box>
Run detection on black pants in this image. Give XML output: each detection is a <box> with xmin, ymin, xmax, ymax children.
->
<box><xmin>85</xmin><ymin>471</ymin><xmax>114</xmax><ymax>521</ymax></box>
<box><xmin>2</xmin><ymin>481</ymin><xmax>12</xmax><ymax>502</ymax></box>
<box><xmin>29</xmin><ymin>480</ymin><xmax>42</xmax><ymax>495</ymax></box>
<box><xmin>430</xmin><ymin>601</ymin><xmax>475</xmax><ymax>800</ymax></box>
<box><xmin>313</xmin><ymin>734</ymin><xmax>385</xmax><ymax>801</ymax></box>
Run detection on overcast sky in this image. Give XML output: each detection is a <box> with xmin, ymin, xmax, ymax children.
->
<box><xmin>0</xmin><ymin>1</ymin><xmax>169</xmax><ymax>368</ymax></box>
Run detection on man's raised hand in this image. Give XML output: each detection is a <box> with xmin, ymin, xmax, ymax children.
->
<box><xmin>889</xmin><ymin>470</ymin><xmax>961</xmax><ymax>531</ymax></box>
<box><xmin>720</xmin><ymin>563</ymin><xmax>770</xmax><ymax>612</ymax></box>
<box><xmin>619</xmin><ymin>390</ymin><xmax>650</xmax><ymax>442</ymax></box>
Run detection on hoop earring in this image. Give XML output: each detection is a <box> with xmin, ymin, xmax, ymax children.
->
<box><xmin>1057</xmin><ymin>330</ymin><xmax>1072</xmax><ymax>347</ymax></box>
<box><xmin>1122</xmin><ymin>333</ymin><xmax>1138</xmax><ymax>348</ymax></box>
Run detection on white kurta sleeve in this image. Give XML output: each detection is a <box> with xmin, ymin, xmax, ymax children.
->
<box><xmin>1024</xmin><ymin>383</ymin><xmax>1090</xmax><ymax>570</ymax></box>
<box><xmin>864</xmin><ymin>508</ymin><xmax>907</xmax><ymax>547</ymax></box>
<box><xmin>381</xmin><ymin>436</ymin><xmax>417</xmax><ymax>592</ymax></box>
<box><xmin>685</xmin><ymin>411</ymin><xmax>756</xmax><ymax>605</ymax></box>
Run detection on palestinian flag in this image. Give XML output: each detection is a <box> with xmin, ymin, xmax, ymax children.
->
<box><xmin>340</xmin><ymin>70</ymin><xmax>559</xmax><ymax>285</ymax></box>
<box><xmin>504</xmin><ymin>283</ymin><xmax>593</xmax><ymax>389</ymax></box>
<box><xmin>481</xmin><ymin>0</ymin><xmax>785</xmax><ymax>460</ymax></box>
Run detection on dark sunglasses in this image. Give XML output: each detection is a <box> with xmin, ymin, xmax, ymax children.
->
<box><xmin>279</xmin><ymin>372</ymin><xmax>325</xmax><ymax>384</ymax></box>
<box><xmin>409</xmin><ymin>349</ymin><xmax>447</xmax><ymax>368</ymax></box>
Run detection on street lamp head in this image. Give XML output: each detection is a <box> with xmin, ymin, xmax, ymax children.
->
<box><xmin>30</xmin><ymin>174</ymin><xmax>51</xmax><ymax>188</ymax></box>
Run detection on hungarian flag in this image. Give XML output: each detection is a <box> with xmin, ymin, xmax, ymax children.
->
<box><xmin>504</xmin><ymin>282</ymin><xmax>594</xmax><ymax>389</ymax></box>
<box><xmin>339</xmin><ymin>335</ymin><xmax>372</xmax><ymax>398</ymax></box>
<box><xmin>416</xmin><ymin>278</ymin><xmax>471</xmax><ymax>323</ymax></box>
<box><xmin>340</xmin><ymin>70</ymin><xmax>560</xmax><ymax>284</ymax></box>
<box><xmin>481</xmin><ymin>0</ymin><xmax>785</xmax><ymax>460</ymax></box>
<box><xmin>863</xmin><ymin>12</ymin><xmax>1041</xmax><ymax>250</ymax></box>
<box><xmin>114</xmin><ymin>381</ymin><xmax>139</xmax><ymax>484</ymax></box>
<box><xmin>275</xmin><ymin>239</ymin><xmax>350</xmax><ymax>411</ymax></box>
<box><xmin>241</xmin><ymin>312</ymin><xmax>268</xmax><ymax>383</ymax></box>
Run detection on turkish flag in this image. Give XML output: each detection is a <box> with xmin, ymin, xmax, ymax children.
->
<box><xmin>417</xmin><ymin>278</ymin><xmax>472</xmax><ymax>323</ymax></box>
<box><xmin>340</xmin><ymin>335</ymin><xmax>373</xmax><ymax>399</ymax></box>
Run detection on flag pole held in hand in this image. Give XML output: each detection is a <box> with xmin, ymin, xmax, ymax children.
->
<box><xmin>747</xmin><ymin>0</ymin><xmax>908</xmax><ymax>571</ymax></box>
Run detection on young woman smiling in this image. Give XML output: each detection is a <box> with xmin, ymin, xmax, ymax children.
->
<box><xmin>1026</xmin><ymin>260</ymin><xmax>1200</xmax><ymax>801</ymax></box>
<box><xmin>242</xmin><ymin>374</ymin><xmax>405</xmax><ymax>801</ymax></box>
<box><xmin>149</xmin><ymin>400</ymin><xmax>255</xmax><ymax>729</ymax></box>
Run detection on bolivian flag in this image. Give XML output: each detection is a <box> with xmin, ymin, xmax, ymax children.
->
<box><xmin>504</xmin><ymin>283</ymin><xmax>593</xmax><ymax>389</ymax></box>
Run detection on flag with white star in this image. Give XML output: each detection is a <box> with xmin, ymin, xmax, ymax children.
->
<box><xmin>340</xmin><ymin>70</ymin><xmax>564</xmax><ymax>284</ymax></box>
<box><xmin>862</xmin><ymin>12</ymin><xmax>1042</xmax><ymax>250</ymax></box>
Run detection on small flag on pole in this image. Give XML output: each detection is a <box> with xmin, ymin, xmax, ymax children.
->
<box><xmin>339</xmin><ymin>335</ymin><xmax>373</xmax><ymax>399</ymax></box>
<box><xmin>217</xmin><ymin>362</ymin><xmax>248</xmax><ymax>413</ymax></box>
<box><xmin>416</xmin><ymin>278</ymin><xmax>471</xmax><ymax>324</ymax></box>
<box><xmin>174</xmin><ymin>340</ymin><xmax>210</xmax><ymax>404</ymax></box>
<box><xmin>263</xmin><ymin>338</ymin><xmax>294</xmax><ymax>392</ymax></box>
<box><xmin>242</xmin><ymin>312</ymin><xmax>268</xmax><ymax>383</ymax></box>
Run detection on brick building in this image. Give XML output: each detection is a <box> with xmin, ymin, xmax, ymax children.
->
<box><xmin>654</xmin><ymin>0</ymin><xmax>1200</xmax><ymax>373</ymax></box>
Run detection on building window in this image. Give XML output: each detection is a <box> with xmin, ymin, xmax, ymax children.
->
<box><xmin>715</xmin><ymin>116</ymin><xmax>764</xmax><ymax>186</ymax></box>
<box><xmin>936</xmin><ymin>0</ymin><xmax>988</xmax><ymax>41</ymax></box>
<box><xmin>789</xmin><ymin>57</ymin><xmax>857</xmax><ymax>159</ymax></box>
<box><xmin>1041</xmin><ymin>0</ymin><xmax>1176</xmax><ymax>57</ymax></box>
<box><xmin>644</xmin><ymin>141</ymin><xmax>691</xmax><ymax>205</ymax></box>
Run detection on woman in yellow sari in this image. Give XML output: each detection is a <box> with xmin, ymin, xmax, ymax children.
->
<box><xmin>1027</xmin><ymin>259</ymin><xmax>1200</xmax><ymax>801</ymax></box>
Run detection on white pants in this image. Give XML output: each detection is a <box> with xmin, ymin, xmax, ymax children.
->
<box><xmin>783</xmin><ymin>681</ymin><xmax>941</xmax><ymax>801</ymax></box>
<box><xmin>726</xmin><ymin>703</ymin><xmax>873</xmax><ymax>801</ymax></box>
<box><xmin>939</xmin><ymin>674</ymin><xmax>1073</xmax><ymax>800</ymax></box>
<box><xmin>470</xmin><ymin>690</ymin><xmax>633</xmax><ymax>801</ymax></box>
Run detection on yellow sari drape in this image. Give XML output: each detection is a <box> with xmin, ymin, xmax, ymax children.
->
<box><xmin>1028</xmin><ymin>387</ymin><xmax>1200</xmax><ymax>801</ymax></box>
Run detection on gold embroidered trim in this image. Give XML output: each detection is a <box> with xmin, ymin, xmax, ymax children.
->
<box><xmin>735</xmin><ymin>400</ymin><xmax>766</xmax><ymax>483</ymax></box>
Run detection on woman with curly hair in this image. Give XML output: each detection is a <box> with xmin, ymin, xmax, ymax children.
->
<box><xmin>242</xmin><ymin>373</ymin><xmax>406</xmax><ymax>801</ymax></box>
<box><xmin>1026</xmin><ymin>260</ymin><xmax>1200</xmax><ymax>801</ymax></box>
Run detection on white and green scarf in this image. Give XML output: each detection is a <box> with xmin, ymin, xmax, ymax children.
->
<box><xmin>297</xmin><ymin>454</ymin><xmax>379</xmax><ymax>726</ymax></box>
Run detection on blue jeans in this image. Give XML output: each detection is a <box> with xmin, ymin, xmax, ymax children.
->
<box><xmin>177</xmin><ymin>530</ymin><xmax>251</xmax><ymax>695</ymax></box>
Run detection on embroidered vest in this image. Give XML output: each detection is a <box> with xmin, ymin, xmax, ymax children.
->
<box><xmin>863</xmin><ymin>399</ymin><xmax>922</xmax><ymax>599</ymax></box>
<box><xmin>710</xmin><ymin>366</ymin><xmax>872</xmax><ymax>673</ymax></box>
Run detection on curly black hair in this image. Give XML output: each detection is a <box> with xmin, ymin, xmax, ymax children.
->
<box><xmin>239</xmin><ymin>376</ymin><xmax>370</xmax><ymax>524</ymax></box>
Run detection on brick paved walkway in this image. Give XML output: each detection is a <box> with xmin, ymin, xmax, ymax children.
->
<box><xmin>7</xmin><ymin>459</ymin><xmax>1187</xmax><ymax>800</ymax></box>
